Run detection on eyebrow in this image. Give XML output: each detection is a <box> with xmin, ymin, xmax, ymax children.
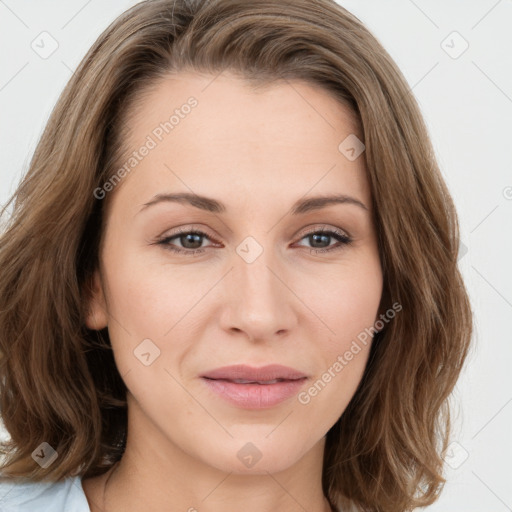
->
<box><xmin>138</xmin><ymin>192</ymin><xmax>369</xmax><ymax>215</ymax></box>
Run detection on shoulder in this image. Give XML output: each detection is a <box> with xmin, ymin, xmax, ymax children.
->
<box><xmin>0</xmin><ymin>474</ymin><xmax>90</xmax><ymax>511</ymax></box>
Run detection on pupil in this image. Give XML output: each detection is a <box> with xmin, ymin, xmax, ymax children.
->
<box><xmin>311</xmin><ymin>234</ymin><xmax>329</xmax><ymax>248</ymax></box>
<box><xmin>182</xmin><ymin>233</ymin><xmax>202</xmax><ymax>249</ymax></box>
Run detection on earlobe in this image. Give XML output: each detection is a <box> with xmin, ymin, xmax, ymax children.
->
<box><xmin>84</xmin><ymin>269</ymin><xmax>108</xmax><ymax>330</ymax></box>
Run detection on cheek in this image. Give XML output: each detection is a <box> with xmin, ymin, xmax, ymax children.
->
<box><xmin>102</xmin><ymin>247</ymin><xmax>188</xmax><ymax>334</ymax></box>
<box><xmin>302</xmin><ymin>256</ymin><xmax>382</xmax><ymax>349</ymax></box>
<box><xmin>98</xmin><ymin>250</ymin><xmax>188</xmax><ymax>377</ymax></box>
<box><xmin>99</xmin><ymin>245</ymin><xmax>225</xmax><ymax>389</ymax></box>
<box><xmin>298</xmin><ymin>257</ymin><xmax>381</xmax><ymax>406</ymax></box>
<box><xmin>297</xmin><ymin>281</ymin><xmax>378</xmax><ymax>423</ymax></box>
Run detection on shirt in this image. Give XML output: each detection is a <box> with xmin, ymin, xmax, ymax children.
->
<box><xmin>0</xmin><ymin>475</ymin><xmax>90</xmax><ymax>511</ymax></box>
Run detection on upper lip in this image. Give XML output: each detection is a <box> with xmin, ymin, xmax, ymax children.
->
<box><xmin>200</xmin><ymin>364</ymin><xmax>308</xmax><ymax>382</ymax></box>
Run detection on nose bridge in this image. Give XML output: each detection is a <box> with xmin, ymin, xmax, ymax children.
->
<box><xmin>233</xmin><ymin>237</ymin><xmax>284</xmax><ymax>306</ymax></box>
<box><xmin>222</xmin><ymin>233</ymin><xmax>294</xmax><ymax>336</ymax></box>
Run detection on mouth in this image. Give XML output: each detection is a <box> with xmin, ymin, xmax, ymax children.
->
<box><xmin>204</xmin><ymin>378</ymin><xmax>299</xmax><ymax>385</ymax></box>
<box><xmin>200</xmin><ymin>363</ymin><xmax>308</xmax><ymax>381</ymax></box>
<box><xmin>200</xmin><ymin>364</ymin><xmax>308</xmax><ymax>409</ymax></box>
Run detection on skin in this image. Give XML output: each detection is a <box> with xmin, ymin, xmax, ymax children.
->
<box><xmin>82</xmin><ymin>70</ymin><xmax>383</xmax><ymax>512</ymax></box>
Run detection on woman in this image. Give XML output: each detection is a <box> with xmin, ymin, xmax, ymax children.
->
<box><xmin>0</xmin><ymin>0</ymin><xmax>473</xmax><ymax>511</ymax></box>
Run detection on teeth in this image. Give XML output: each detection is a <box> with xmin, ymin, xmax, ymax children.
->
<box><xmin>231</xmin><ymin>378</ymin><xmax>282</xmax><ymax>384</ymax></box>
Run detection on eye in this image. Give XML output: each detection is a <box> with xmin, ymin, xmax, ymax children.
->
<box><xmin>294</xmin><ymin>227</ymin><xmax>353</xmax><ymax>253</ymax></box>
<box><xmin>156</xmin><ymin>228</ymin><xmax>218</xmax><ymax>255</ymax></box>
<box><xmin>154</xmin><ymin>226</ymin><xmax>353</xmax><ymax>256</ymax></box>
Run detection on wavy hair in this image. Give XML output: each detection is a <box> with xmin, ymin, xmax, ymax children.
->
<box><xmin>0</xmin><ymin>0</ymin><xmax>473</xmax><ymax>510</ymax></box>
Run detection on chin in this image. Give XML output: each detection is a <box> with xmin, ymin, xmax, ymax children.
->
<box><xmin>200</xmin><ymin>434</ymin><xmax>312</xmax><ymax>475</ymax></box>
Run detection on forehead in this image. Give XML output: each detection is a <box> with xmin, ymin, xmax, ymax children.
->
<box><xmin>111</xmin><ymin>70</ymin><xmax>370</xmax><ymax>215</ymax></box>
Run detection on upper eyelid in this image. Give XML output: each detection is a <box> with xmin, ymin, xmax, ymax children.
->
<box><xmin>297</xmin><ymin>225</ymin><xmax>349</xmax><ymax>237</ymax></box>
<box><xmin>161</xmin><ymin>223</ymin><xmax>350</xmax><ymax>239</ymax></box>
<box><xmin>160</xmin><ymin>226</ymin><xmax>351</xmax><ymax>247</ymax></box>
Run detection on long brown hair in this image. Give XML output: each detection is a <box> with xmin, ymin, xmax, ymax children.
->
<box><xmin>0</xmin><ymin>1</ymin><xmax>473</xmax><ymax>510</ymax></box>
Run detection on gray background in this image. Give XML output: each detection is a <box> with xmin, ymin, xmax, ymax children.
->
<box><xmin>1</xmin><ymin>1</ymin><xmax>511</xmax><ymax>510</ymax></box>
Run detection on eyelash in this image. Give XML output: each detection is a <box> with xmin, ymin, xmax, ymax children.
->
<box><xmin>155</xmin><ymin>227</ymin><xmax>353</xmax><ymax>256</ymax></box>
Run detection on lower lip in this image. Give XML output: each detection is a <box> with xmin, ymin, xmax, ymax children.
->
<box><xmin>201</xmin><ymin>377</ymin><xmax>308</xmax><ymax>409</ymax></box>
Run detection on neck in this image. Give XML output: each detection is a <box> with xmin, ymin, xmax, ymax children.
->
<box><xmin>94</xmin><ymin>394</ymin><xmax>335</xmax><ymax>512</ymax></box>
<box><xmin>101</xmin><ymin>449</ymin><xmax>334</xmax><ymax>512</ymax></box>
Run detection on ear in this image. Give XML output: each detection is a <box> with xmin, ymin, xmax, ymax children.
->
<box><xmin>84</xmin><ymin>268</ymin><xmax>109</xmax><ymax>330</ymax></box>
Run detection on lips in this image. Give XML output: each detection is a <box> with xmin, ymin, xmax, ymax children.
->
<box><xmin>200</xmin><ymin>364</ymin><xmax>308</xmax><ymax>409</ymax></box>
<box><xmin>200</xmin><ymin>364</ymin><xmax>308</xmax><ymax>382</ymax></box>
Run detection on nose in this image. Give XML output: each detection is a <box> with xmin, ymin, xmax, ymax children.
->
<box><xmin>218</xmin><ymin>246</ymin><xmax>298</xmax><ymax>343</ymax></box>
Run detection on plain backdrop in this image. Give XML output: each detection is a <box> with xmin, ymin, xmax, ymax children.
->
<box><xmin>1</xmin><ymin>1</ymin><xmax>511</xmax><ymax>510</ymax></box>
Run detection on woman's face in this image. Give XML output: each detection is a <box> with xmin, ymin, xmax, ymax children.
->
<box><xmin>86</xmin><ymin>71</ymin><xmax>383</xmax><ymax>474</ymax></box>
